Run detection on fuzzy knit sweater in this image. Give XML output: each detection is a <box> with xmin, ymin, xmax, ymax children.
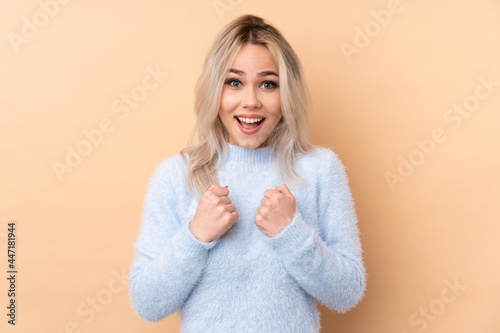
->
<box><xmin>128</xmin><ymin>143</ymin><xmax>366</xmax><ymax>332</ymax></box>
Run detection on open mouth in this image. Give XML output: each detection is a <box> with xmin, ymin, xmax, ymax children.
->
<box><xmin>235</xmin><ymin>116</ymin><xmax>265</xmax><ymax>130</ymax></box>
<box><xmin>235</xmin><ymin>116</ymin><xmax>265</xmax><ymax>135</ymax></box>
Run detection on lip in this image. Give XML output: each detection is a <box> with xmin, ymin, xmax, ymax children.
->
<box><xmin>235</xmin><ymin>113</ymin><xmax>265</xmax><ymax>119</ymax></box>
<box><xmin>234</xmin><ymin>116</ymin><xmax>265</xmax><ymax>135</ymax></box>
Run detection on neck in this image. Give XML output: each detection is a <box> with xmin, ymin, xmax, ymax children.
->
<box><xmin>219</xmin><ymin>142</ymin><xmax>273</xmax><ymax>172</ymax></box>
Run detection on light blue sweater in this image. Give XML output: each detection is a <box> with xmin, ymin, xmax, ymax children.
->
<box><xmin>128</xmin><ymin>143</ymin><xmax>365</xmax><ymax>332</ymax></box>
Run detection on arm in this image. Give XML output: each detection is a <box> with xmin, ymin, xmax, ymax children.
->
<box><xmin>128</xmin><ymin>157</ymin><xmax>216</xmax><ymax>322</ymax></box>
<box><xmin>268</xmin><ymin>150</ymin><xmax>366</xmax><ymax>312</ymax></box>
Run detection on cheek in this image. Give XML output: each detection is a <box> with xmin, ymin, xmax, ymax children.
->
<box><xmin>260</xmin><ymin>92</ymin><xmax>281</xmax><ymax>114</ymax></box>
<box><xmin>219</xmin><ymin>97</ymin><xmax>236</xmax><ymax>123</ymax></box>
<box><xmin>220</xmin><ymin>91</ymin><xmax>239</xmax><ymax>110</ymax></box>
<box><xmin>268</xmin><ymin>97</ymin><xmax>282</xmax><ymax>123</ymax></box>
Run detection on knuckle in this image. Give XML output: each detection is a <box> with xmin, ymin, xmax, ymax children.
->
<box><xmin>224</xmin><ymin>213</ymin><xmax>234</xmax><ymax>224</ymax></box>
<box><xmin>232</xmin><ymin>215</ymin><xmax>238</xmax><ymax>224</ymax></box>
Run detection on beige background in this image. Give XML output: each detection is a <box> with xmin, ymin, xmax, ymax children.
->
<box><xmin>1</xmin><ymin>0</ymin><xmax>499</xmax><ymax>332</ymax></box>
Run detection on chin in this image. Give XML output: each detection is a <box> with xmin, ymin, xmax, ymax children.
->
<box><xmin>235</xmin><ymin>141</ymin><xmax>260</xmax><ymax>149</ymax></box>
<box><xmin>230</xmin><ymin>137</ymin><xmax>264</xmax><ymax>149</ymax></box>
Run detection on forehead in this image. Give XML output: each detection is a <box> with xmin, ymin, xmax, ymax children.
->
<box><xmin>231</xmin><ymin>43</ymin><xmax>278</xmax><ymax>72</ymax></box>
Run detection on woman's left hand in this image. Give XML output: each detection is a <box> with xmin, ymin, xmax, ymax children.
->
<box><xmin>255</xmin><ymin>184</ymin><xmax>296</xmax><ymax>237</ymax></box>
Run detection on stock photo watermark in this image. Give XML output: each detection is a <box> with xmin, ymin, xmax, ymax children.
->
<box><xmin>339</xmin><ymin>0</ymin><xmax>408</xmax><ymax>64</ymax></box>
<box><xmin>401</xmin><ymin>277</ymin><xmax>467</xmax><ymax>333</ymax></box>
<box><xmin>57</xmin><ymin>267</ymin><xmax>128</xmax><ymax>333</ymax></box>
<box><xmin>385</xmin><ymin>74</ymin><xmax>500</xmax><ymax>192</ymax></box>
<box><xmin>7</xmin><ymin>0</ymin><xmax>72</xmax><ymax>54</ymax></box>
<box><xmin>213</xmin><ymin>0</ymin><xmax>244</xmax><ymax>20</ymax></box>
<box><xmin>51</xmin><ymin>64</ymin><xmax>168</xmax><ymax>182</ymax></box>
<box><xmin>5</xmin><ymin>221</ymin><xmax>18</xmax><ymax>325</ymax></box>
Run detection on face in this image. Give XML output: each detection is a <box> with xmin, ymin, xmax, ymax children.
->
<box><xmin>218</xmin><ymin>43</ymin><xmax>282</xmax><ymax>149</ymax></box>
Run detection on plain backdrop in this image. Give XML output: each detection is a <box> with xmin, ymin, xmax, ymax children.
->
<box><xmin>1</xmin><ymin>0</ymin><xmax>499</xmax><ymax>332</ymax></box>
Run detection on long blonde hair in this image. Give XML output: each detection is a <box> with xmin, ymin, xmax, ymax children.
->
<box><xmin>181</xmin><ymin>14</ymin><xmax>314</xmax><ymax>196</ymax></box>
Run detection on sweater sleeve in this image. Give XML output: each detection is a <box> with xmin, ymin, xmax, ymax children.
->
<box><xmin>128</xmin><ymin>157</ymin><xmax>216</xmax><ymax>322</ymax></box>
<box><xmin>268</xmin><ymin>149</ymin><xmax>366</xmax><ymax>312</ymax></box>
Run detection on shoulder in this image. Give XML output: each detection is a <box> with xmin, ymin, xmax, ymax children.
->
<box><xmin>297</xmin><ymin>146</ymin><xmax>346</xmax><ymax>175</ymax></box>
<box><xmin>152</xmin><ymin>153</ymin><xmax>187</xmax><ymax>175</ymax></box>
<box><xmin>147</xmin><ymin>153</ymin><xmax>188</xmax><ymax>189</ymax></box>
<box><xmin>294</xmin><ymin>146</ymin><xmax>351</xmax><ymax>192</ymax></box>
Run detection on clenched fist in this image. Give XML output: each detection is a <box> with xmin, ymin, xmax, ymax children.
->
<box><xmin>189</xmin><ymin>185</ymin><xmax>239</xmax><ymax>242</ymax></box>
<box><xmin>255</xmin><ymin>184</ymin><xmax>296</xmax><ymax>237</ymax></box>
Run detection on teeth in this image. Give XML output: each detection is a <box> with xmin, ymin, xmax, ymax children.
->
<box><xmin>237</xmin><ymin>117</ymin><xmax>263</xmax><ymax>123</ymax></box>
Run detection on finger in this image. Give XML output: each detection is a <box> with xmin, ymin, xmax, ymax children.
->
<box><xmin>221</xmin><ymin>210</ymin><xmax>237</xmax><ymax>225</ymax></box>
<box><xmin>217</xmin><ymin>197</ymin><xmax>232</xmax><ymax>205</ymax></box>
<box><xmin>217</xmin><ymin>202</ymin><xmax>235</xmax><ymax>215</ymax></box>
<box><xmin>209</xmin><ymin>185</ymin><xmax>230</xmax><ymax>197</ymax></box>
<box><xmin>263</xmin><ymin>188</ymin><xmax>278</xmax><ymax>199</ymax></box>
<box><xmin>254</xmin><ymin>212</ymin><xmax>263</xmax><ymax>226</ymax></box>
<box><xmin>259</xmin><ymin>205</ymin><xmax>269</xmax><ymax>216</ymax></box>
<box><xmin>229</xmin><ymin>211</ymin><xmax>239</xmax><ymax>224</ymax></box>
<box><xmin>275</xmin><ymin>184</ymin><xmax>294</xmax><ymax>199</ymax></box>
<box><xmin>226</xmin><ymin>203</ymin><xmax>237</xmax><ymax>213</ymax></box>
<box><xmin>210</xmin><ymin>195</ymin><xmax>229</xmax><ymax>207</ymax></box>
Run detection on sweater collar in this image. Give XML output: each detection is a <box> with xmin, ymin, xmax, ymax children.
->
<box><xmin>220</xmin><ymin>142</ymin><xmax>272</xmax><ymax>171</ymax></box>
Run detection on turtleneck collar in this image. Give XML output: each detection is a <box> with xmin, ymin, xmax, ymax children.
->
<box><xmin>219</xmin><ymin>142</ymin><xmax>273</xmax><ymax>172</ymax></box>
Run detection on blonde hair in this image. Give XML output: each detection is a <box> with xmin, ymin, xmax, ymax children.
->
<box><xmin>181</xmin><ymin>14</ymin><xmax>315</xmax><ymax>196</ymax></box>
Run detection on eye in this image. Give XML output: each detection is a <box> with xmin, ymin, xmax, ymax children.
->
<box><xmin>224</xmin><ymin>78</ymin><xmax>241</xmax><ymax>88</ymax></box>
<box><xmin>261</xmin><ymin>80</ymin><xmax>279</xmax><ymax>89</ymax></box>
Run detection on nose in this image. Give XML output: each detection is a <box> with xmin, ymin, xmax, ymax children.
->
<box><xmin>242</xmin><ymin>87</ymin><xmax>261</xmax><ymax>108</ymax></box>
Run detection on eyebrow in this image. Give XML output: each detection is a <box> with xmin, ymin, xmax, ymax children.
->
<box><xmin>228</xmin><ymin>68</ymin><xmax>279</xmax><ymax>77</ymax></box>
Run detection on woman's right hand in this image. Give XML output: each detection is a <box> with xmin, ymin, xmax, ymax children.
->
<box><xmin>189</xmin><ymin>185</ymin><xmax>239</xmax><ymax>243</ymax></box>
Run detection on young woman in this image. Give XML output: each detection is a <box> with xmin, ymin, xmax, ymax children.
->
<box><xmin>128</xmin><ymin>14</ymin><xmax>365</xmax><ymax>332</ymax></box>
